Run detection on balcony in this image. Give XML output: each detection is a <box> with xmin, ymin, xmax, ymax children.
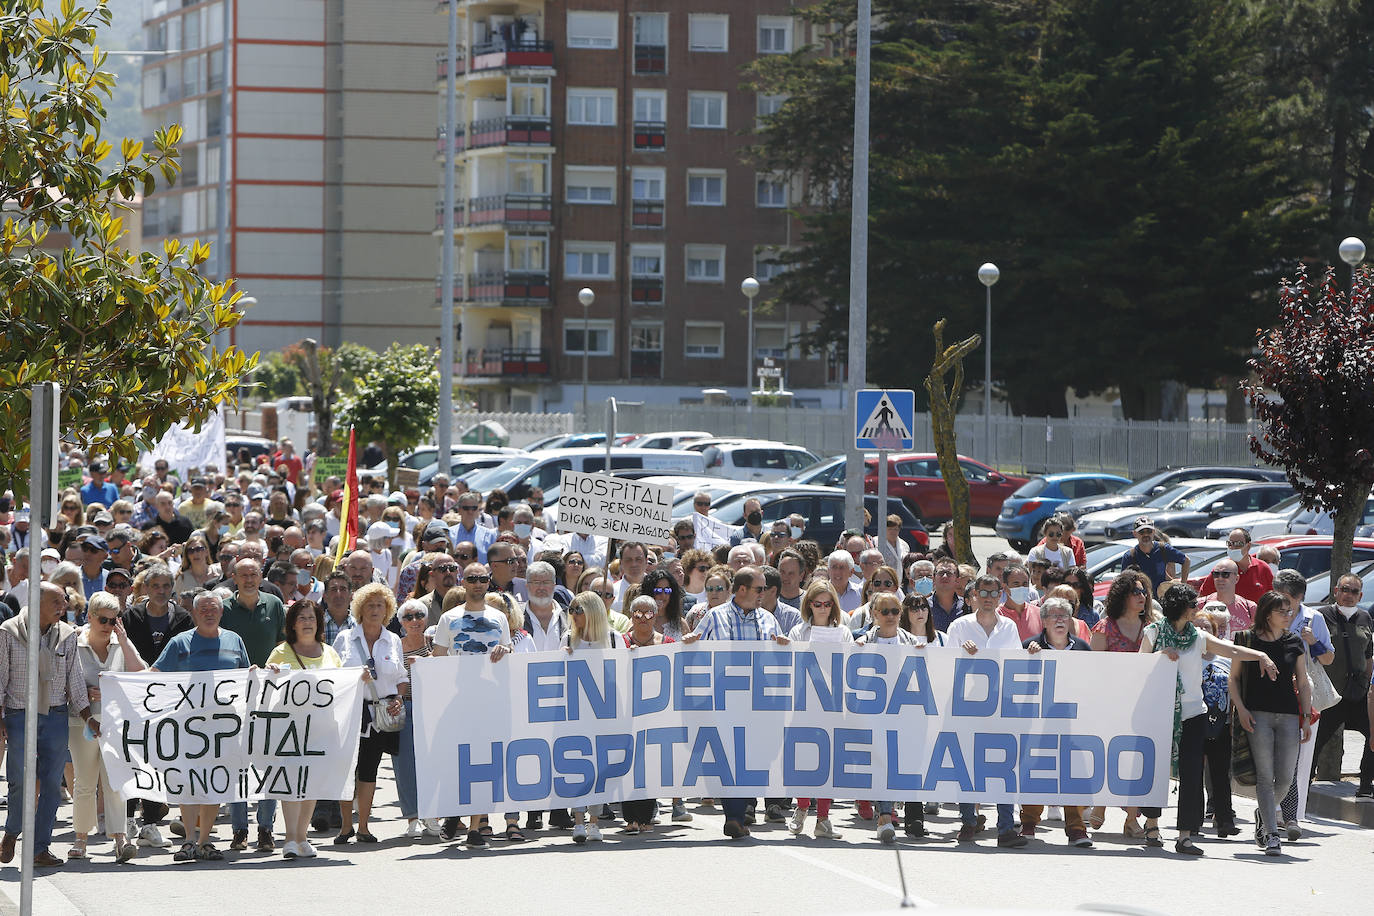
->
<box><xmin>435</xmin><ymin>49</ymin><xmax>467</xmax><ymax>80</ymax></box>
<box><xmin>631</xmin><ymin>199</ymin><xmax>664</xmax><ymax>228</ymax></box>
<box><xmin>467</xmin><ymin>115</ymin><xmax>552</xmax><ymax>150</ymax></box>
<box><xmin>632</xmin><ymin>121</ymin><xmax>665</xmax><ymax>151</ymax></box>
<box><xmin>465</xmin><ymin>347</ymin><xmax>552</xmax><ymax>378</ymax></box>
<box><xmin>461</xmin><ymin>271</ymin><xmax>551</xmax><ymax>307</ymax></box>
<box><xmin>633</xmin><ymin>43</ymin><xmax>666</xmax><ymax>74</ymax></box>
<box><xmin>469</xmin><ymin>39</ymin><xmax>553</xmax><ymax>74</ymax></box>
<box><xmin>630</xmin><ymin>349</ymin><xmax>662</xmax><ymax>379</ymax></box>
<box><xmin>630</xmin><ymin>276</ymin><xmax>664</xmax><ymax>306</ymax></box>
<box><xmin>467</xmin><ymin>193</ymin><xmax>552</xmax><ymax>228</ymax></box>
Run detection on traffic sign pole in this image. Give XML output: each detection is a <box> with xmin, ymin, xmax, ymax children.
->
<box><xmin>877</xmin><ymin>448</ymin><xmax>888</xmax><ymax>557</ymax></box>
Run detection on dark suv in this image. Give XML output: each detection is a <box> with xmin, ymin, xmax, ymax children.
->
<box><xmin>708</xmin><ymin>486</ymin><xmax>929</xmax><ymax>550</ymax></box>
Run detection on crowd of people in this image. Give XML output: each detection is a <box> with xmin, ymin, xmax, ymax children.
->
<box><xmin>0</xmin><ymin>439</ymin><xmax>1369</xmax><ymax>867</ymax></box>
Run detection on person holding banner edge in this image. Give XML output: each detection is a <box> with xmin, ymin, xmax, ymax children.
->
<box><xmin>681</xmin><ymin>566</ymin><xmax>789</xmax><ymax>840</ymax></box>
<box><xmin>564</xmin><ymin>592</ymin><xmax>626</xmax><ymax>841</ymax></box>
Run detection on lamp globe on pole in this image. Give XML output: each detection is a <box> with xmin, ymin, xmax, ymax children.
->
<box><xmin>1339</xmin><ymin>237</ymin><xmax>1366</xmax><ymax>267</ymax></box>
<box><xmin>741</xmin><ymin>277</ymin><xmax>760</xmax><ymax>393</ymax></box>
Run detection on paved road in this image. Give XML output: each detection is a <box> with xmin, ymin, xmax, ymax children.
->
<box><xmin>9</xmin><ymin>528</ymin><xmax>1370</xmax><ymax>916</ymax></box>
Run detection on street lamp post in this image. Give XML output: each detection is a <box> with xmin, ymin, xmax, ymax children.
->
<box><xmin>741</xmin><ymin>277</ymin><xmax>760</xmax><ymax>394</ymax></box>
<box><xmin>978</xmin><ymin>262</ymin><xmax>1000</xmax><ymax>461</ymax></box>
<box><xmin>578</xmin><ymin>287</ymin><xmax>594</xmax><ymax>427</ymax></box>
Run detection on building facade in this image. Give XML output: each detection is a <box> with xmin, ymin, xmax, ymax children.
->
<box><xmin>439</xmin><ymin>0</ymin><xmax>832</xmax><ymax>411</ymax></box>
<box><xmin>139</xmin><ymin>0</ymin><xmax>444</xmax><ymax>356</ymax></box>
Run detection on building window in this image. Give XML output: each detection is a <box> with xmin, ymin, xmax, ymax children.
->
<box><xmin>688</xmin><ymin>14</ymin><xmax>728</xmax><ymax>52</ymax></box>
<box><xmin>632</xmin><ymin>167</ymin><xmax>665</xmax><ymax>202</ymax></box>
<box><xmin>684</xmin><ymin>321</ymin><xmax>724</xmax><ymax>358</ymax></box>
<box><xmin>507</xmin><ymin>235</ymin><xmax>549</xmax><ymax>272</ymax></box>
<box><xmin>564</xmin><ymin>242</ymin><xmax>615</xmax><ymax>279</ymax></box>
<box><xmin>686</xmin><ymin>170</ymin><xmax>725</xmax><ymax>206</ymax></box>
<box><xmin>685</xmin><ymin>244</ymin><xmax>725</xmax><ymax>282</ymax></box>
<box><xmin>565</xmin><ymin>166</ymin><xmax>616</xmax><ymax>204</ymax></box>
<box><xmin>758</xmin><ymin>16</ymin><xmax>793</xmax><ymax>54</ymax></box>
<box><xmin>633</xmin><ymin>12</ymin><xmax>667</xmax><ymax>74</ymax></box>
<box><xmin>567</xmin><ymin>11</ymin><xmax>618</xmax><ymax>49</ymax></box>
<box><xmin>631</xmin><ymin>244</ymin><xmax>664</xmax><ymax>277</ymax></box>
<box><xmin>633</xmin><ymin>89</ymin><xmax>666</xmax><ymax>124</ymax></box>
<box><xmin>754</xmin><ymin>323</ymin><xmax>788</xmax><ymax>359</ymax></box>
<box><xmin>756</xmin><ymin>173</ymin><xmax>788</xmax><ymax>207</ymax></box>
<box><xmin>757</xmin><ymin>93</ymin><xmax>787</xmax><ymax>127</ymax></box>
<box><xmin>567</xmin><ymin>89</ymin><xmax>616</xmax><ymax>126</ymax></box>
<box><xmin>688</xmin><ymin>92</ymin><xmax>726</xmax><ymax>129</ymax></box>
<box><xmin>564</xmin><ymin>319</ymin><xmax>614</xmax><ymax>356</ymax></box>
<box><xmin>630</xmin><ymin>322</ymin><xmax>664</xmax><ymax>378</ymax></box>
<box><xmin>754</xmin><ymin>249</ymin><xmax>789</xmax><ymax>282</ymax></box>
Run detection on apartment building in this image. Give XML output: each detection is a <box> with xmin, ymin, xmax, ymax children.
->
<box><xmin>439</xmin><ymin>1</ymin><xmax>835</xmax><ymax>411</ymax></box>
<box><xmin>139</xmin><ymin>0</ymin><xmax>444</xmax><ymax>356</ymax></box>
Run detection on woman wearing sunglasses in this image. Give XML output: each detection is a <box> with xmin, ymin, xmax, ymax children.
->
<box><xmin>563</xmin><ymin>592</ymin><xmax>625</xmax><ymax>840</ymax></box>
<box><xmin>786</xmin><ymin>580</ymin><xmax>850</xmax><ymax>840</ymax></box>
<box><xmin>684</xmin><ymin>564</ymin><xmax>734</xmax><ymax>632</ymax></box>
<box><xmin>678</xmin><ymin>548</ymin><xmax>714</xmax><ymax>606</ymax></box>
<box><xmin>172</xmin><ymin>533</ymin><xmax>218</xmax><ymax>595</ymax></box>
<box><xmin>68</xmin><ymin>592</ymin><xmax>145</xmax><ymax>862</ymax></box>
<box><xmin>847</xmin><ymin>565</ymin><xmax>903</xmax><ymax>635</ymax></box>
<box><xmin>266</xmin><ymin>600</ymin><xmax>343</xmax><ymax>858</ymax></box>
<box><xmin>639</xmin><ymin>566</ymin><xmax>686</xmax><ymax>640</ymax></box>
<box><xmin>389</xmin><ymin>597</ymin><xmax>439</xmax><ymax>841</ymax></box>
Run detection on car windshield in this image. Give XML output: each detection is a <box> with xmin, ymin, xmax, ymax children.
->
<box><xmin>781</xmin><ymin>458</ymin><xmax>837</xmax><ymax>483</ymax></box>
<box><xmin>1143</xmin><ymin>484</ymin><xmax>1193</xmax><ymax>508</ymax></box>
<box><xmin>670</xmin><ymin>486</ymin><xmax>746</xmax><ymax>517</ymax></box>
<box><xmin>1173</xmin><ymin>485</ymin><xmax>1236</xmax><ymax>511</ymax></box>
<box><xmin>1120</xmin><ymin>469</ymin><xmax>1183</xmax><ymax>496</ymax></box>
<box><xmin>1012</xmin><ymin>478</ymin><xmax>1049</xmax><ymax>498</ymax></box>
<box><xmin>464</xmin><ymin>456</ymin><xmax>535</xmax><ymax>491</ymax></box>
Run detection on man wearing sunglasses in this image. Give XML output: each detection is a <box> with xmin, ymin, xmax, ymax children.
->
<box><xmin>1196</xmin><ymin>558</ymin><xmax>1255</xmax><ymax>638</ymax></box>
<box><xmin>1197</xmin><ymin>527</ymin><xmax>1273</xmax><ymax>602</ymax></box>
<box><xmin>448</xmin><ymin>496</ymin><xmax>496</xmax><ymax>563</ymax></box>
<box><xmin>1313</xmin><ymin>574</ymin><xmax>1373</xmax><ymax>797</ymax></box>
<box><xmin>682</xmin><ymin>567</ymin><xmax>790</xmax><ymax>840</ymax></box>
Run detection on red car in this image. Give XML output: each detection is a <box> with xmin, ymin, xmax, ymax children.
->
<box><xmin>863</xmin><ymin>453</ymin><xmax>1027</xmax><ymax>524</ymax></box>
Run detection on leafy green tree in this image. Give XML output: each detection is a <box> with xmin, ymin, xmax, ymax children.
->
<box><xmin>248</xmin><ymin>353</ymin><xmax>303</xmax><ymax>400</ymax></box>
<box><xmin>282</xmin><ymin>340</ymin><xmax>374</xmax><ymax>458</ymax></box>
<box><xmin>1245</xmin><ymin>265</ymin><xmax>1374</xmax><ymax>579</ymax></box>
<box><xmin>335</xmin><ymin>343</ymin><xmax>440</xmax><ymax>491</ymax></box>
<box><xmin>749</xmin><ymin>0</ymin><xmax>1310</xmax><ymax>418</ymax></box>
<box><xmin>0</xmin><ymin>0</ymin><xmax>254</xmax><ymax>496</ymax></box>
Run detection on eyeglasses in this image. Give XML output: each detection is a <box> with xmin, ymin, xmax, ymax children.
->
<box><xmin>694</xmin><ymin>502</ymin><xmax>710</xmax><ymax>509</ymax></box>
<box><xmin>1132</xmin><ymin>588</ymin><xmax>1150</xmax><ymax>598</ymax></box>
<box><xmin>878</xmin><ymin>608</ymin><xmax>901</xmax><ymax>616</ymax></box>
<box><xmin>1336</xmin><ymin>585</ymin><xmax>1363</xmax><ymax>594</ymax></box>
<box><xmin>94</xmin><ymin>615</ymin><xmax>119</xmax><ymax>625</ymax></box>
<box><xmin>870</xmin><ymin>579</ymin><xmax>895</xmax><ymax>588</ymax></box>
<box><xmin>936</xmin><ymin>570</ymin><xmax>956</xmax><ymax>577</ymax></box>
<box><xmin>565</xmin><ymin>557</ymin><xmax>584</xmax><ymax>565</ymax></box>
<box><xmin>1064</xmin><ymin>579</ymin><xmax>1080</xmax><ymax>587</ymax></box>
<box><xmin>810</xmin><ymin>599</ymin><xmax>834</xmax><ymax>609</ymax></box>
<box><xmin>651</xmin><ymin>587</ymin><xmax>673</xmax><ymax>595</ymax></box>
<box><xmin>400</xmin><ymin>613</ymin><xmax>427</xmax><ymax>622</ymax></box>
<box><xmin>459</xmin><ymin>504</ymin><xmax>480</xmax><ymax>511</ymax></box>
<box><xmin>186</xmin><ymin>545</ymin><xmax>207</xmax><ymax>554</ymax></box>
<box><xmin>631</xmin><ymin>610</ymin><xmax>656</xmax><ymax>620</ymax></box>
<box><xmin>975</xmin><ymin>588</ymin><xmax>999</xmax><ymax>598</ymax></box>
<box><xmin>490</xmin><ymin>557</ymin><xmax>516</xmax><ymax>565</ymax></box>
<box><xmin>432</xmin><ymin>565</ymin><xmax>459</xmax><ymax>573</ymax></box>
<box><xmin>1212</xmin><ymin>570</ymin><xmax>1234</xmax><ymax>578</ymax></box>
<box><xmin>705</xmin><ymin>585</ymin><xmax>728</xmax><ymax>593</ymax></box>
<box><xmin>745</xmin><ymin>585</ymin><xmax>766</xmax><ymax>593</ymax></box>
<box><xmin>569</xmin><ymin>607</ymin><xmax>586</xmax><ymax>616</ymax></box>
<box><xmin>454</xmin><ymin>553</ymin><xmax>475</xmax><ymax>561</ymax></box>
<box><xmin>1045</xmin><ymin>613</ymin><xmax>1073</xmax><ymax>621</ymax></box>
<box><xmin>464</xmin><ymin>575</ymin><xmax>490</xmax><ymax>584</ymax></box>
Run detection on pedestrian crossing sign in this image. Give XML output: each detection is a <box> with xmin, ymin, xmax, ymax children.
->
<box><xmin>855</xmin><ymin>389</ymin><xmax>915</xmax><ymax>450</ymax></box>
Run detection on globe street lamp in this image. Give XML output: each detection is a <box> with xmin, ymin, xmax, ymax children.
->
<box><xmin>741</xmin><ymin>277</ymin><xmax>760</xmax><ymax>394</ymax></box>
<box><xmin>578</xmin><ymin>287</ymin><xmax>594</xmax><ymax>427</ymax></box>
<box><xmin>1339</xmin><ymin>236</ymin><xmax>1366</xmax><ymax>267</ymax></box>
<box><xmin>978</xmin><ymin>262</ymin><xmax>1000</xmax><ymax>460</ymax></box>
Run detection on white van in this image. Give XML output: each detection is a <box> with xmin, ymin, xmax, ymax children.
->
<box><xmin>462</xmin><ymin>448</ymin><xmax>707</xmax><ymax>504</ymax></box>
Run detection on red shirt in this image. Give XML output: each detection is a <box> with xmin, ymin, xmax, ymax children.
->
<box><xmin>998</xmin><ymin>600</ymin><xmax>1043</xmax><ymax>641</ymax></box>
<box><xmin>1198</xmin><ymin>556</ymin><xmax>1273</xmax><ymax>603</ymax></box>
<box><xmin>272</xmin><ymin>451</ymin><xmax>304</xmax><ymax>486</ymax></box>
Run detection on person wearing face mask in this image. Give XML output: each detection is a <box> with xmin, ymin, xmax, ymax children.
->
<box><xmin>1312</xmin><ymin>574</ymin><xmax>1374</xmax><ymax>796</ymax></box>
<box><xmin>511</xmin><ymin>504</ymin><xmax>545</xmax><ymax>556</ymax></box>
<box><xmin>729</xmin><ymin>498</ymin><xmax>766</xmax><ymax>548</ymax></box>
<box><xmin>1197</xmin><ymin>527</ymin><xmax>1273</xmax><ymax>603</ymax></box>
<box><xmin>996</xmin><ymin>563</ymin><xmax>1042</xmax><ymax>641</ymax></box>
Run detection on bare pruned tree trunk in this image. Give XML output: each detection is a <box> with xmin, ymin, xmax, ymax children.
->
<box><xmin>925</xmin><ymin>319</ymin><xmax>982</xmax><ymax>566</ymax></box>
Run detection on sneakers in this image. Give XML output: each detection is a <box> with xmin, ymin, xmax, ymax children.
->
<box><xmin>857</xmin><ymin>801</ymin><xmax>875</xmax><ymax>820</ymax></box>
<box><xmin>1068</xmin><ymin>829</ymin><xmax>1093</xmax><ymax>848</ymax></box>
<box><xmin>997</xmin><ymin>831</ymin><xmax>1028</xmax><ymax>848</ymax></box>
<box><xmin>813</xmin><ymin>818</ymin><xmax>839</xmax><ymax>839</ymax></box>
<box><xmin>1019</xmin><ymin>821</ymin><xmax>1037</xmax><ymax>838</ymax></box>
<box><xmin>1285</xmin><ymin>819</ymin><xmax>1302</xmax><ymax>841</ymax></box>
<box><xmin>116</xmin><ymin>841</ymin><xmax>138</xmax><ymax>863</ymax></box>
<box><xmin>173</xmin><ymin>842</ymin><xmax>198</xmax><ymax>862</ymax></box>
<box><xmin>572</xmin><ymin>823</ymin><xmax>588</xmax><ymax>844</ymax></box>
<box><xmin>405</xmin><ymin>820</ymin><xmax>425</xmax><ymax>839</ymax></box>
<box><xmin>877</xmin><ymin>821</ymin><xmax>896</xmax><ymax>845</ymax></box>
<box><xmin>788</xmin><ymin>808</ymin><xmax>807</xmax><ymax>835</ymax></box>
<box><xmin>1265</xmin><ymin>834</ymin><xmax>1282</xmax><ymax>857</ymax></box>
<box><xmin>957</xmin><ymin>823</ymin><xmax>978</xmax><ymax>843</ymax></box>
<box><xmin>169</xmin><ymin>819</ymin><xmax>187</xmax><ymax>838</ymax></box>
<box><xmin>256</xmin><ymin>828</ymin><xmax>275</xmax><ymax>852</ymax></box>
<box><xmin>282</xmin><ymin>841</ymin><xmax>300</xmax><ymax>860</ymax></box>
<box><xmin>1356</xmin><ymin>783</ymin><xmax>1374</xmax><ymax>798</ymax></box>
<box><xmin>466</xmin><ymin>829</ymin><xmax>486</xmax><ymax>847</ymax></box>
<box><xmin>743</xmin><ymin>804</ymin><xmax>757</xmax><ymax>825</ymax></box>
<box><xmin>766</xmin><ymin>803</ymin><xmax>787</xmax><ymax>823</ymax></box>
<box><xmin>587</xmin><ymin>823</ymin><xmax>603</xmax><ymax>842</ymax></box>
<box><xmin>924</xmin><ymin>802</ymin><xmax>940</xmax><ymax>816</ymax></box>
<box><xmin>423</xmin><ymin>819</ymin><xmax>443</xmax><ymax>837</ymax></box>
<box><xmin>230</xmin><ymin>829</ymin><xmax>249</xmax><ymax>851</ymax></box>
<box><xmin>297</xmin><ymin>841</ymin><xmax>317</xmax><ymax>858</ymax></box>
<box><xmin>138</xmin><ymin>824</ymin><xmax>171</xmax><ymax>848</ymax></box>
<box><xmin>671</xmin><ymin>801</ymin><xmax>693</xmax><ymax>822</ymax></box>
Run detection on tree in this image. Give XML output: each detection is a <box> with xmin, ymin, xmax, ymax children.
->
<box><xmin>335</xmin><ymin>343</ymin><xmax>440</xmax><ymax>491</ymax></box>
<box><xmin>282</xmin><ymin>339</ymin><xmax>373</xmax><ymax>458</ymax></box>
<box><xmin>0</xmin><ymin>0</ymin><xmax>254</xmax><ymax>496</ymax></box>
<box><xmin>748</xmin><ymin>0</ymin><xmax>1310</xmax><ymax>418</ymax></box>
<box><xmin>1245</xmin><ymin>264</ymin><xmax>1374</xmax><ymax>578</ymax></box>
<box><xmin>925</xmin><ymin>319</ymin><xmax>981</xmax><ymax>565</ymax></box>
<box><xmin>248</xmin><ymin>353</ymin><xmax>303</xmax><ymax>400</ymax></box>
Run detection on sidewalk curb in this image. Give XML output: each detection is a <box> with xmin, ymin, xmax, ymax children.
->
<box><xmin>1231</xmin><ymin>780</ymin><xmax>1374</xmax><ymax>828</ymax></box>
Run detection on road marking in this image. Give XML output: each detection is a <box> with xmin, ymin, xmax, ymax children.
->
<box><xmin>770</xmin><ymin>844</ymin><xmax>936</xmax><ymax>907</ymax></box>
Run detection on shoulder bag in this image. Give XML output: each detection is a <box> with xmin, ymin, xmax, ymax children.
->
<box><xmin>365</xmin><ymin>643</ymin><xmax>405</xmax><ymax>733</ymax></box>
<box><xmin>1229</xmin><ymin>630</ymin><xmax>1257</xmax><ymax>786</ymax></box>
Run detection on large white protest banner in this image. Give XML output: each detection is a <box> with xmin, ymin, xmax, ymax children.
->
<box><xmin>555</xmin><ymin>470</ymin><xmax>674</xmax><ymax>545</ymax></box>
<box><xmin>100</xmin><ymin>669</ymin><xmax>364</xmax><ymax>804</ymax></box>
<box><xmin>413</xmin><ymin>645</ymin><xmax>1175</xmax><ymax>817</ymax></box>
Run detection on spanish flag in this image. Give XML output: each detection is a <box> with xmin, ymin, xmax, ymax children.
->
<box><xmin>333</xmin><ymin>427</ymin><xmax>359</xmax><ymax>566</ymax></box>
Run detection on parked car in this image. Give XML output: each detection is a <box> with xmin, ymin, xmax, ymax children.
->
<box><xmin>1286</xmin><ymin>492</ymin><xmax>1374</xmax><ymax>536</ymax></box>
<box><xmin>1204</xmin><ymin>492</ymin><xmax>1306</xmax><ymax>541</ymax></box>
<box><xmin>1058</xmin><ymin>465</ymin><xmax>1289</xmax><ymax>519</ymax></box>
<box><xmin>863</xmin><ymin>454</ymin><xmax>1028</xmax><ymax>524</ymax></box>
<box><xmin>416</xmin><ymin>455</ymin><xmax>514</xmax><ymax>487</ymax></box>
<box><xmin>995</xmin><ymin>473</ymin><xmax>1132</xmax><ymax>550</ymax></box>
<box><xmin>1143</xmin><ymin>482</ymin><xmax>1295</xmax><ymax>539</ymax></box>
<box><xmin>707</xmin><ymin>485</ymin><xmax>929</xmax><ymax>550</ymax></box>
<box><xmin>1076</xmin><ymin>478</ymin><xmax>1248</xmax><ymax>544</ymax></box>
<box><xmin>368</xmin><ymin>444</ymin><xmax>525</xmax><ymax>478</ymax></box>
<box><xmin>1305</xmin><ymin>559</ymin><xmax>1374</xmax><ymax>612</ymax></box>
<box><xmin>780</xmin><ymin>455</ymin><xmax>851</xmax><ymax>488</ymax></box>
<box><xmin>463</xmin><ymin>447</ymin><xmax>707</xmax><ymax>505</ymax></box>
<box><xmin>624</xmin><ymin>430</ymin><xmax>712</xmax><ymax>450</ymax></box>
<box><xmin>225</xmin><ymin>435</ymin><xmax>275</xmax><ymax>464</ymax></box>
<box><xmin>684</xmin><ymin>439</ymin><xmax>820</xmax><ymax>481</ymax></box>
<box><xmin>1083</xmin><ymin>538</ymin><xmax>1229</xmax><ymax>599</ymax></box>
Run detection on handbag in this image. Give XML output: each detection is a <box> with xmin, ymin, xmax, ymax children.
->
<box><xmin>1307</xmin><ymin>657</ymin><xmax>1341</xmax><ymax>712</ymax></box>
<box><xmin>365</xmin><ymin>646</ymin><xmax>405</xmax><ymax>733</ymax></box>
<box><xmin>1229</xmin><ymin>631</ymin><xmax>1257</xmax><ymax>786</ymax></box>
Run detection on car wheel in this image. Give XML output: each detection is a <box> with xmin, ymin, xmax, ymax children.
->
<box><xmin>1009</xmin><ymin>540</ymin><xmax>1030</xmax><ymax>552</ymax></box>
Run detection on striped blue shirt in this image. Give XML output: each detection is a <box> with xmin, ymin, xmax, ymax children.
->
<box><xmin>693</xmin><ymin>600</ymin><xmax>780</xmax><ymax>642</ymax></box>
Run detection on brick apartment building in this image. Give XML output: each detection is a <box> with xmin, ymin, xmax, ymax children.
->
<box><xmin>439</xmin><ymin>1</ymin><xmax>837</xmax><ymax>411</ymax></box>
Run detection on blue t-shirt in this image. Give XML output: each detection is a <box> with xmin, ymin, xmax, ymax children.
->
<box><xmin>153</xmin><ymin>629</ymin><xmax>251</xmax><ymax>672</ymax></box>
<box><xmin>1126</xmin><ymin>543</ymin><xmax>1187</xmax><ymax>592</ymax></box>
<box><xmin>79</xmin><ymin>480</ymin><xmax>120</xmax><ymax>507</ymax></box>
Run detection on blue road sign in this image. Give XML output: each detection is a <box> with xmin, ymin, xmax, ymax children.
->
<box><xmin>855</xmin><ymin>389</ymin><xmax>915</xmax><ymax>450</ymax></box>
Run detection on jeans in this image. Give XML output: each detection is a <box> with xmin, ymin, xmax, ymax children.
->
<box><xmin>393</xmin><ymin>698</ymin><xmax>418</xmax><ymax>819</ymax></box>
<box><xmin>230</xmin><ymin>799</ymin><xmax>278</xmax><ymax>833</ymax></box>
<box><xmin>722</xmin><ymin>797</ymin><xmax>754</xmax><ymax>822</ymax></box>
<box><xmin>1249</xmin><ymin>710</ymin><xmax>1301</xmax><ymax>838</ymax></box>
<box><xmin>1203</xmin><ymin>725</ymin><xmax>1234</xmax><ymax>821</ymax></box>
<box><xmin>960</xmin><ymin>802</ymin><xmax>1013</xmax><ymax>833</ymax></box>
<box><xmin>4</xmin><ymin>705</ymin><xmax>70</xmax><ymax>854</ymax></box>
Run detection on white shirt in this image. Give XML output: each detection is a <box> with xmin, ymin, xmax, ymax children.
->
<box><xmin>946</xmin><ymin>612</ymin><xmax>1023</xmax><ymax>651</ymax></box>
<box><xmin>523</xmin><ymin>603</ymin><xmax>568</xmax><ymax>652</ymax></box>
<box><xmin>543</xmin><ymin>531</ymin><xmax>606</xmax><ymax>570</ymax></box>
<box><xmin>333</xmin><ymin>626</ymin><xmax>408</xmax><ymax>698</ymax></box>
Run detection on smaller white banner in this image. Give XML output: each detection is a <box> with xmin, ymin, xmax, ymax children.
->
<box><xmin>555</xmin><ymin>470</ymin><xmax>675</xmax><ymax>545</ymax></box>
<box><xmin>99</xmin><ymin>669</ymin><xmax>364</xmax><ymax>804</ymax></box>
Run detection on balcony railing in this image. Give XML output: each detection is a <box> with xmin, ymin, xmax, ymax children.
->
<box><xmin>435</xmin><ymin>48</ymin><xmax>467</xmax><ymax>79</ymax></box>
<box><xmin>468</xmin><ymin>193</ymin><xmax>552</xmax><ymax>228</ymax></box>
<box><xmin>469</xmin><ymin>39</ymin><xmax>554</xmax><ymax>74</ymax></box>
<box><xmin>630</xmin><ymin>349</ymin><xmax>663</xmax><ymax>379</ymax></box>
<box><xmin>465</xmin><ymin>347</ymin><xmax>552</xmax><ymax>377</ymax></box>
<box><xmin>630</xmin><ymin>276</ymin><xmax>664</xmax><ymax>305</ymax></box>
<box><xmin>631</xmin><ymin>199</ymin><xmax>664</xmax><ymax>228</ymax></box>
<box><xmin>632</xmin><ymin>120</ymin><xmax>666</xmax><ymax>151</ymax></box>
<box><xmin>633</xmin><ymin>44</ymin><xmax>666</xmax><ymax>74</ymax></box>
<box><xmin>467</xmin><ymin>115</ymin><xmax>553</xmax><ymax>150</ymax></box>
<box><xmin>435</xmin><ymin>126</ymin><xmax>467</xmax><ymax>155</ymax></box>
<box><xmin>462</xmin><ymin>271</ymin><xmax>551</xmax><ymax>307</ymax></box>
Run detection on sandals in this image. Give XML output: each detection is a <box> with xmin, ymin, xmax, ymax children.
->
<box><xmin>333</xmin><ymin>829</ymin><xmax>355</xmax><ymax>845</ymax></box>
<box><xmin>1143</xmin><ymin>828</ymin><xmax>1164</xmax><ymax>848</ymax></box>
<box><xmin>504</xmin><ymin>825</ymin><xmax>526</xmax><ymax>842</ymax></box>
<box><xmin>1122</xmin><ymin>818</ymin><xmax>1145</xmax><ymax>838</ymax></box>
<box><xmin>1088</xmin><ymin>808</ymin><xmax>1105</xmax><ymax>830</ymax></box>
<box><xmin>67</xmin><ymin>839</ymin><xmax>87</xmax><ymax>859</ymax></box>
<box><xmin>198</xmin><ymin>843</ymin><xmax>224</xmax><ymax>860</ymax></box>
<box><xmin>479</xmin><ymin>824</ymin><xmax>494</xmax><ymax>838</ymax></box>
